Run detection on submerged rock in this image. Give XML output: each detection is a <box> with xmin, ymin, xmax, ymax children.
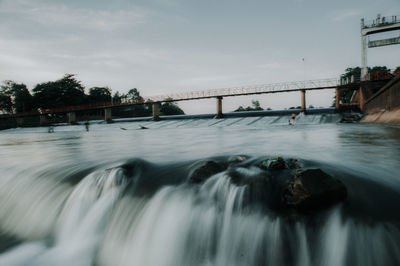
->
<box><xmin>188</xmin><ymin>161</ymin><xmax>226</xmax><ymax>183</ymax></box>
<box><xmin>282</xmin><ymin>169</ymin><xmax>347</xmax><ymax>211</ymax></box>
<box><xmin>340</xmin><ymin>113</ymin><xmax>363</xmax><ymax>123</ymax></box>
<box><xmin>259</xmin><ymin>157</ymin><xmax>288</xmax><ymax>170</ymax></box>
<box><xmin>286</xmin><ymin>158</ymin><xmax>302</xmax><ymax>169</ymax></box>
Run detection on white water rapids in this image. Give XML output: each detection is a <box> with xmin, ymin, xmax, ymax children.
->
<box><xmin>0</xmin><ymin>115</ymin><xmax>400</xmax><ymax>266</ymax></box>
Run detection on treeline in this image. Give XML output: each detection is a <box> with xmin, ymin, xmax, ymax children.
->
<box><xmin>234</xmin><ymin>100</ymin><xmax>272</xmax><ymax>112</ymax></box>
<box><xmin>0</xmin><ymin>74</ymin><xmax>184</xmax><ymax>116</ymax></box>
<box><xmin>341</xmin><ymin>66</ymin><xmax>400</xmax><ymax>82</ymax></box>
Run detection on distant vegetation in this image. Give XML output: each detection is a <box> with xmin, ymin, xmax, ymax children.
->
<box><xmin>234</xmin><ymin>100</ymin><xmax>271</xmax><ymax>112</ymax></box>
<box><xmin>0</xmin><ymin>74</ymin><xmax>184</xmax><ymax>116</ymax></box>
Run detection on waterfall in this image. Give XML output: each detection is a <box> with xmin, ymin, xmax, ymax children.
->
<box><xmin>0</xmin><ymin>168</ymin><xmax>125</xmax><ymax>266</ymax></box>
<box><xmin>1</xmin><ymin>158</ymin><xmax>400</xmax><ymax>266</ymax></box>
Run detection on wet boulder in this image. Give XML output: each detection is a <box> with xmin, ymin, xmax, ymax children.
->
<box><xmin>286</xmin><ymin>158</ymin><xmax>302</xmax><ymax>169</ymax></box>
<box><xmin>259</xmin><ymin>157</ymin><xmax>288</xmax><ymax>170</ymax></box>
<box><xmin>188</xmin><ymin>161</ymin><xmax>226</xmax><ymax>183</ymax></box>
<box><xmin>282</xmin><ymin>169</ymin><xmax>347</xmax><ymax>211</ymax></box>
<box><xmin>340</xmin><ymin>113</ymin><xmax>362</xmax><ymax>123</ymax></box>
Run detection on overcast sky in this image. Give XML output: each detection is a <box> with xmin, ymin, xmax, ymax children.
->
<box><xmin>0</xmin><ymin>0</ymin><xmax>399</xmax><ymax>113</ymax></box>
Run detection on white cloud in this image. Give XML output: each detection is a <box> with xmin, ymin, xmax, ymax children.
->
<box><xmin>0</xmin><ymin>0</ymin><xmax>149</xmax><ymax>32</ymax></box>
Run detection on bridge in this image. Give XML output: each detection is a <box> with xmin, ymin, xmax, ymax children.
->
<box><xmin>0</xmin><ymin>77</ymin><xmax>363</xmax><ymax>127</ymax></box>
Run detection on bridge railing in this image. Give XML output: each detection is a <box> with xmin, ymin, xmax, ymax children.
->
<box><xmin>362</xmin><ymin>15</ymin><xmax>399</xmax><ymax>29</ymax></box>
<box><xmin>143</xmin><ymin>78</ymin><xmax>339</xmax><ymax>102</ymax></box>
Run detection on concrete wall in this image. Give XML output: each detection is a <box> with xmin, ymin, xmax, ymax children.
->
<box><xmin>362</xmin><ymin>74</ymin><xmax>400</xmax><ymax>125</ymax></box>
<box><xmin>364</xmin><ymin>74</ymin><xmax>400</xmax><ymax>113</ymax></box>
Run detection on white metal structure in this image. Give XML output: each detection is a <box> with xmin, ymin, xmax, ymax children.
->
<box><xmin>143</xmin><ymin>78</ymin><xmax>339</xmax><ymax>103</ymax></box>
<box><xmin>361</xmin><ymin>14</ymin><xmax>400</xmax><ymax>80</ymax></box>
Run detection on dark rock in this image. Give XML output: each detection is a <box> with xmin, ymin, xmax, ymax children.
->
<box><xmin>259</xmin><ymin>157</ymin><xmax>288</xmax><ymax>170</ymax></box>
<box><xmin>286</xmin><ymin>158</ymin><xmax>302</xmax><ymax>169</ymax></box>
<box><xmin>340</xmin><ymin>113</ymin><xmax>362</xmax><ymax>123</ymax></box>
<box><xmin>188</xmin><ymin>161</ymin><xmax>226</xmax><ymax>183</ymax></box>
<box><xmin>282</xmin><ymin>169</ymin><xmax>347</xmax><ymax>211</ymax></box>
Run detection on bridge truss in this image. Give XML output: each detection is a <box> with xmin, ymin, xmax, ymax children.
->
<box><xmin>143</xmin><ymin>78</ymin><xmax>339</xmax><ymax>103</ymax></box>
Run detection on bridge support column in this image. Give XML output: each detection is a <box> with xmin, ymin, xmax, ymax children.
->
<box><xmin>152</xmin><ymin>102</ymin><xmax>161</xmax><ymax>121</ymax></box>
<box><xmin>16</xmin><ymin>117</ymin><xmax>24</xmax><ymax>127</ymax></box>
<box><xmin>335</xmin><ymin>88</ymin><xmax>340</xmax><ymax>111</ymax></box>
<box><xmin>300</xmin><ymin>90</ymin><xmax>306</xmax><ymax>113</ymax></box>
<box><xmin>104</xmin><ymin>108</ymin><xmax>113</xmax><ymax>123</ymax></box>
<box><xmin>39</xmin><ymin>115</ymin><xmax>47</xmax><ymax>126</ymax></box>
<box><xmin>68</xmin><ymin>112</ymin><xmax>77</xmax><ymax>124</ymax></box>
<box><xmin>216</xmin><ymin>96</ymin><xmax>223</xmax><ymax>118</ymax></box>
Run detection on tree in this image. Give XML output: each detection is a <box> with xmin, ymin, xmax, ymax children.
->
<box><xmin>394</xmin><ymin>66</ymin><xmax>400</xmax><ymax>76</ymax></box>
<box><xmin>32</xmin><ymin>74</ymin><xmax>85</xmax><ymax>109</ymax></box>
<box><xmin>370</xmin><ymin>66</ymin><xmax>392</xmax><ymax>80</ymax></box>
<box><xmin>0</xmin><ymin>81</ymin><xmax>13</xmax><ymax>113</ymax></box>
<box><xmin>88</xmin><ymin>87</ymin><xmax>111</xmax><ymax>103</ymax></box>
<box><xmin>160</xmin><ymin>98</ymin><xmax>185</xmax><ymax>115</ymax></box>
<box><xmin>0</xmin><ymin>92</ymin><xmax>12</xmax><ymax>113</ymax></box>
<box><xmin>234</xmin><ymin>99</ymin><xmax>263</xmax><ymax>112</ymax></box>
<box><xmin>234</xmin><ymin>106</ymin><xmax>246</xmax><ymax>112</ymax></box>
<box><xmin>12</xmin><ymin>83</ymin><xmax>33</xmax><ymax>112</ymax></box>
<box><xmin>251</xmin><ymin>100</ymin><xmax>263</xmax><ymax>111</ymax></box>
<box><xmin>0</xmin><ymin>80</ymin><xmax>33</xmax><ymax>113</ymax></box>
<box><xmin>124</xmin><ymin>88</ymin><xmax>144</xmax><ymax>103</ymax></box>
<box><xmin>112</xmin><ymin>91</ymin><xmax>122</xmax><ymax>104</ymax></box>
<box><xmin>341</xmin><ymin>67</ymin><xmax>361</xmax><ymax>82</ymax></box>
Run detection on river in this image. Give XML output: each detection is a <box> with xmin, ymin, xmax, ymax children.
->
<box><xmin>1</xmin><ymin>113</ymin><xmax>400</xmax><ymax>266</ymax></box>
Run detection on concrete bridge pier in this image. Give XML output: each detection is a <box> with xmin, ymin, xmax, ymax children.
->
<box><xmin>300</xmin><ymin>90</ymin><xmax>306</xmax><ymax>113</ymax></box>
<box><xmin>39</xmin><ymin>115</ymin><xmax>47</xmax><ymax>126</ymax></box>
<box><xmin>335</xmin><ymin>88</ymin><xmax>340</xmax><ymax>111</ymax></box>
<box><xmin>104</xmin><ymin>108</ymin><xmax>113</xmax><ymax>123</ymax></box>
<box><xmin>216</xmin><ymin>96</ymin><xmax>223</xmax><ymax>118</ymax></box>
<box><xmin>152</xmin><ymin>102</ymin><xmax>161</xmax><ymax>121</ymax></box>
<box><xmin>68</xmin><ymin>112</ymin><xmax>77</xmax><ymax>124</ymax></box>
<box><xmin>16</xmin><ymin>117</ymin><xmax>24</xmax><ymax>127</ymax></box>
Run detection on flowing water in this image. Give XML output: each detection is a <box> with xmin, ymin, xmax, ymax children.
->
<box><xmin>1</xmin><ymin>113</ymin><xmax>400</xmax><ymax>266</ymax></box>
